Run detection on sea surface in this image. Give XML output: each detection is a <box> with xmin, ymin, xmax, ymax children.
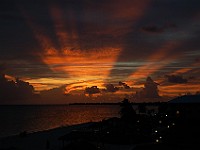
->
<box><xmin>0</xmin><ymin>105</ymin><xmax>121</xmax><ymax>138</ymax></box>
<box><xmin>0</xmin><ymin>104</ymin><xmax>159</xmax><ymax>138</ymax></box>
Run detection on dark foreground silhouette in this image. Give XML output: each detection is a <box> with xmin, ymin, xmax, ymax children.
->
<box><xmin>1</xmin><ymin>96</ymin><xmax>200</xmax><ymax>150</ymax></box>
<box><xmin>58</xmin><ymin>97</ymin><xmax>200</xmax><ymax>150</ymax></box>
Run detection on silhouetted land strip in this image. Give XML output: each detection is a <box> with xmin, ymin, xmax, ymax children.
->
<box><xmin>63</xmin><ymin>96</ymin><xmax>200</xmax><ymax>150</ymax></box>
<box><xmin>69</xmin><ymin>102</ymin><xmax>165</xmax><ymax>106</ymax></box>
<box><xmin>1</xmin><ymin>95</ymin><xmax>200</xmax><ymax>150</ymax></box>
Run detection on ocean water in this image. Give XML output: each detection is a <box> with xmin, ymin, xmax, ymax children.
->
<box><xmin>0</xmin><ymin>105</ymin><xmax>121</xmax><ymax>138</ymax></box>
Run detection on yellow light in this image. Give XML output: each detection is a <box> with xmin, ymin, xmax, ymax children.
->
<box><xmin>176</xmin><ymin>111</ymin><xmax>180</xmax><ymax>115</ymax></box>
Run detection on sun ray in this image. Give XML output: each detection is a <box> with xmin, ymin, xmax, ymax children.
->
<box><xmin>128</xmin><ymin>42</ymin><xmax>180</xmax><ymax>80</ymax></box>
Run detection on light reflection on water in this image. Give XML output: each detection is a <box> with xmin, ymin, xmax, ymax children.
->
<box><xmin>0</xmin><ymin>105</ymin><xmax>120</xmax><ymax>137</ymax></box>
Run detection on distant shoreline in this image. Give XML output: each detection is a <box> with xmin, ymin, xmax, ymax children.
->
<box><xmin>0</xmin><ymin>102</ymin><xmax>167</xmax><ymax>106</ymax></box>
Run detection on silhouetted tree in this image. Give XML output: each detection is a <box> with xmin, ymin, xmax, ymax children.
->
<box><xmin>120</xmin><ymin>98</ymin><xmax>136</xmax><ymax>123</ymax></box>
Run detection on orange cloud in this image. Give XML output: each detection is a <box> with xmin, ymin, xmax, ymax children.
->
<box><xmin>128</xmin><ymin>42</ymin><xmax>179</xmax><ymax>80</ymax></box>
<box><xmin>64</xmin><ymin>80</ymin><xmax>104</xmax><ymax>95</ymax></box>
<box><xmin>21</xmin><ymin>6</ymin><xmax>122</xmax><ymax>92</ymax></box>
<box><xmin>5</xmin><ymin>74</ymin><xmax>15</xmax><ymax>81</ymax></box>
<box><xmin>42</xmin><ymin>47</ymin><xmax>121</xmax><ymax>80</ymax></box>
<box><xmin>24</xmin><ymin>78</ymin><xmax>68</xmax><ymax>91</ymax></box>
<box><xmin>159</xmin><ymin>83</ymin><xmax>200</xmax><ymax>97</ymax></box>
<box><xmin>49</xmin><ymin>3</ymin><xmax>79</xmax><ymax>50</ymax></box>
<box><xmin>110</xmin><ymin>0</ymin><xmax>150</xmax><ymax>19</ymax></box>
<box><xmin>101</xmin><ymin>0</ymin><xmax>151</xmax><ymax>34</ymax></box>
<box><xmin>170</xmin><ymin>60</ymin><xmax>200</xmax><ymax>75</ymax></box>
<box><xmin>19</xmin><ymin>7</ymin><xmax>56</xmax><ymax>55</ymax></box>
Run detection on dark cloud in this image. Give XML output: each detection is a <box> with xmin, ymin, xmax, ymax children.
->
<box><xmin>0</xmin><ymin>74</ymin><xmax>36</xmax><ymax>104</ymax></box>
<box><xmin>108</xmin><ymin>0</ymin><xmax>200</xmax><ymax>79</ymax></box>
<box><xmin>0</xmin><ymin>0</ymin><xmax>199</xmax><ymax>103</ymax></box>
<box><xmin>165</xmin><ymin>75</ymin><xmax>188</xmax><ymax>84</ymax></box>
<box><xmin>0</xmin><ymin>13</ymin><xmax>24</xmax><ymax>21</ymax></box>
<box><xmin>40</xmin><ymin>85</ymin><xmax>67</xmax><ymax>98</ymax></box>
<box><xmin>85</xmin><ymin>86</ymin><xmax>100</xmax><ymax>95</ymax></box>
<box><xmin>195</xmin><ymin>58</ymin><xmax>200</xmax><ymax>63</ymax></box>
<box><xmin>141</xmin><ymin>25</ymin><xmax>164</xmax><ymax>33</ymax></box>
<box><xmin>141</xmin><ymin>22</ymin><xmax>176</xmax><ymax>33</ymax></box>
<box><xmin>104</xmin><ymin>84</ymin><xmax>119</xmax><ymax>93</ymax></box>
<box><xmin>7</xmin><ymin>63</ymin><xmax>58</xmax><ymax>79</ymax></box>
<box><xmin>135</xmin><ymin>77</ymin><xmax>160</xmax><ymax>98</ymax></box>
<box><xmin>119</xmin><ymin>81</ymin><xmax>130</xmax><ymax>89</ymax></box>
<box><xmin>0</xmin><ymin>64</ymin><xmax>6</xmax><ymax>74</ymax></box>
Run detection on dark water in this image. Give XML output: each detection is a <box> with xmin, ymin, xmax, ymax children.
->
<box><xmin>0</xmin><ymin>105</ymin><xmax>121</xmax><ymax>138</ymax></box>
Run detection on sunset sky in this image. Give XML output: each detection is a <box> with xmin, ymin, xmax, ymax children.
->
<box><xmin>0</xmin><ymin>0</ymin><xmax>200</xmax><ymax>104</ymax></box>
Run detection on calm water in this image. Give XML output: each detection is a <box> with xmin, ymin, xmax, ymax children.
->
<box><xmin>0</xmin><ymin>105</ymin><xmax>121</xmax><ymax>138</ymax></box>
